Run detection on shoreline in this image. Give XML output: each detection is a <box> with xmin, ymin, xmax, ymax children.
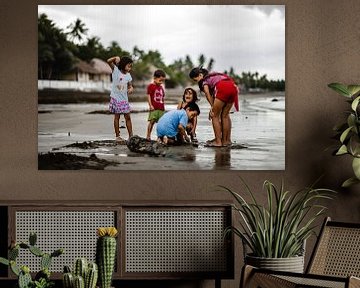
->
<box><xmin>38</xmin><ymin>91</ymin><xmax>285</xmax><ymax>170</ymax></box>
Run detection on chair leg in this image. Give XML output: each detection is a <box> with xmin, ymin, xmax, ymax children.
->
<box><xmin>215</xmin><ymin>278</ymin><xmax>221</xmax><ymax>288</ymax></box>
<box><xmin>240</xmin><ymin>265</ymin><xmax>255</xmax><ymax>288</ymax></box>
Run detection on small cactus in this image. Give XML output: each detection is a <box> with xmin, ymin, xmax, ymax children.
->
<box><xmin>9</xmin><ymin>246</ymin><xmax>19</xmax><ymax>260</ymax></box>
<box><xmin>0</xmin><ymin>232</ymin><xmax>63</xmax><ymax>288</ymax></box>
<box><xmin>41</xmin><ymin>253</ymin><xmax>52</xmax><ymax>270</ymax></box>
<box><xmin>73</xmin><ymin>275</ymin><xmax>85</xmax><ymax>288</ymax></box>
<box><xmin>18</xmin><ymin>267</ymin><xmax>32</xmax><ymax>288</ymax></box>
<box><xmin>63</xmin><ymin>259</ymin><xmax>98</xmax><ymax>288</ymax></box>
<box><xmin>29</xmin><ymin>232</ymin><xmax>37</xmax><ymax>246</ymax></box>
<box><xmin>96</xmin><ymin>227</ymin><xmax>118</xmax><ymax>288</ymax></box>
<box><xmin>85</xmin><ymin>262</ymin><xmax>98</xmax><ymax>288</ymax></box>
<box><xmin>63</xmin><ymin>272</ymin><xmax>74</xmax><ymax>288</ymax></box>
<box><xmin>74</xmin><ymin>258</ymin><xmax>88</xmax><ymax>280</ymax></box>
<box><xmin>29</xmin><ymin>245</ymin><xmax>44</xmax><ymax>257</ymax></box>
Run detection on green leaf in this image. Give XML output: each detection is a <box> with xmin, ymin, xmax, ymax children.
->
<box><xmin>342</xmin><ymin>177</ymin><xmax>360</xmax><ymax>188</ymax></box>
<box><xmin>352</xmin><ymin>157</ymin><xmax>360</xmax><ymax>179</ymax></box>
<box><xmin>349</xmin><ymin>135</ymin><xmax>360</xmax><ymax>157</ymax></box>
<box><xmin>340</xmin><ymin>126</ymin><xmax>353</xmax><ymax>143</ymax></box>
<box><xmin>336</xmin><ymin>145</ymin><xmax>348</xmax><ymax>155</ymax></box>
<box><xmin>347</xmin><ymin>114</ymin><xmax>356</xmax><ymax>128</ymax></box>
<box><xmin>351</xmin><ymin>96</ymin><xmax>360</xmax><ymax>111</ymax></box>
<box><xmin>0</xmin><ymin>257</ymin><xmax>9</xmax><ymax>266</ymax></box>
<box><xmin>328</xmin><ymin>83</ymin><xmax>351</xmax><ymax>97</ymax></box>
<box><xmin>347</xmin><ymin>85</ymin><xmax>360</xmax><ymax>97</ymax></box>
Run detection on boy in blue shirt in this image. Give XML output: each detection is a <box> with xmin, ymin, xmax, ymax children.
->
<box><xmin>157</xmin><ymin>102</ymin><xmax>200</xmax><ymax>145</ymax></box>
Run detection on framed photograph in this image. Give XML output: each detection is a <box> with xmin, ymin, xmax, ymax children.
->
<box><xmin>38</xmin><ymin>5</ymin><xmax>285</xmax><ymax>170</ymax></box>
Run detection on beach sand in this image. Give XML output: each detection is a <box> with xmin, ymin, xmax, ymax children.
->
<box><xmin>38</xmin><ymin>91</ymin><xmax>285</xmax><ymax>170</ymax></box>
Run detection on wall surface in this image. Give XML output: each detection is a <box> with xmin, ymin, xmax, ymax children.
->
<box><xmin>0</xmin><ymin>0</ymin><xmax>359</xmax><ymax>287</ymax></box>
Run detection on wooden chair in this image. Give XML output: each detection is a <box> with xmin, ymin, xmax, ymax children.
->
<box><xmin>240</xmin><ymin>217</ymin><xmax>360</xmax><ymax>288</ymax></box>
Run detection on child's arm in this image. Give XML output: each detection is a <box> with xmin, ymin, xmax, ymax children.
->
<box><xmin>127</xmin><ymin>81</ymin><xmax>134</xmax><ymax>94</ymax></box>
<box><xmin>147</xmin><ymin>94</ymin><xmax>154</xmax><ymax>110</ymax></box>
<box><xmin>107</xmin><ymin>56</ymin><xmax>120</xmax><ymax>70</ymax></box>
<box><xmin>176</xmin><ymin>101</ymin><xmax>182</xmax><ymax>110</ymax></box>
<box><xmin>178</xmin><ymin>124</ymin><xmax>190</xmax><ymax>142</ymax></box>
<box><xmin>191</xmin><ymin>116</ymin><xmax>198</xmax><ymax>135</ymax></box>
<box><xmin>203</xmin><ymin>85</ymin><xmax>213</xmax><ymax>106</ymax></box>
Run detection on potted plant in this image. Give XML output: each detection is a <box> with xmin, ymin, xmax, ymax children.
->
<box><xmin>328</xmin><ymin>82</ymin><xmax>360</xmax><ymax>187</ymax></box>
<box><xmin>0</xmin><ymin>232</ymin><xmax>64</xmax><ymax>288</ymax></box>
<box><xmin>222</xmin><ymin>178</ymin><xmax>335</xmax><ymax>273</ymax></box>
<box><xmin>62</xmin><ymin>257</ymin><xmax>98</xmax><ymax>288</ymax></box>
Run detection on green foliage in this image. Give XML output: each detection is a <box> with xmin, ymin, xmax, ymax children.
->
<box><xmin>38</xmin><ymin>13</ymin><xmax>76</xmax><ymax>79</ymax></box>
<box><xmin>0</xmin><ymin>232</ymin><xmax>64</xmax><ymax>288</ymax></box>
<box><xmin>223</xmin><ymin>178</ymin><xmax>335</xmax><ymax>258</ymax></box>
<box><xmin>328</xmin><ymin>83</ymin><xmax>360</xmax><ymax>187</ymax></box>
<box><xmin>96</xmin><ymin>236</ymin><xmax>116</xmax><ymax>288</ymax></box>
<box><xmin>62</xmin><ymin>259</ymin><xmax>98</xmax><ymax>288</ymax></box>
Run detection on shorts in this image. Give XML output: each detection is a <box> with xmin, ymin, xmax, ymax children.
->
<box><xmin>214</xmin><ymin>80</ymin><xmax>238</xmax><ymax>104</ymax></box>
<box><xmin>109</xmin><ymin>97</ymin><xmax>131</xmax><ymax>114</ymax></box>
<box><xmin>148</xmin><ymin>110</ymin><xmax>165</xmax><ymax>122</ymax></box>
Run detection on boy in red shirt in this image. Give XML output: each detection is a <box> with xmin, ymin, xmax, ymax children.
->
<box><xmin>146</xmin><ymin>69</ymin><xmax>166</xmax><ymax>140</ymax></box>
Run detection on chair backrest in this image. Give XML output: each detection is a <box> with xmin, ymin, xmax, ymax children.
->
<box><xmin>307</xmin><ymin>217</ymin><xmax>360</xmax><ymax>277</ymax></box>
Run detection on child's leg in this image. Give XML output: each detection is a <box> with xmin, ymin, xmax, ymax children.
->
<box><xmin>124</xmin><ymin>113</ymin><xmax>133</xmax><ymax>138</ymax></box>
<box><xmin>221</xmin><ymin>102</ymin><xmax>234</xmax><ymax>146</ymax></box>
<box><xmin>114</xmin><ymin>114</ymin><xmax>121</xmax><ymax>137</ymax></box>
<box><xmin>211</xmin><ymin>98</ymin><xmax>226</xmax><ymax>146</ymax></box>
<box><xmin>146</xmin><ymin>120</ymin><xmax>155</xmax><ymax>140</ymax></box>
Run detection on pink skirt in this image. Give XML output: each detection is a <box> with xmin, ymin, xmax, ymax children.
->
<box><xmin>109</xmin><ymin>97</ymin><xmax>131</xmax><ymax>114</ymax></box>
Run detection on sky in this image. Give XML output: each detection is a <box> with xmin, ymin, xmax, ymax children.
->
<box><xmin>38</xmin><ymin>5</ymin><xmax>285</xmax><ymax>80</ymax></box>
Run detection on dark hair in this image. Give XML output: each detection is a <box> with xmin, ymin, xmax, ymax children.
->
<box><xmin>182</xmin><ymin>88</ymin><xmax>198</xmax><ymax>102</ymax></box>
<box><xmin>118</xmin><ymin>56</ymin><xmax>133</xmax><ymax>71</ymax></box>
<box><xmin>185</xmin><ymin>102</ymin><xmax>200</xmax><ymax>116</ymax></box>
<box><xmin>154</xmin><ymin>69</ymin><xmax>166</xmax><ymax>78</ymax></box>
<box><xmin>188</xmin><ymin>67</ymin><xmax>209</xmax><ymax>79</ymax></box>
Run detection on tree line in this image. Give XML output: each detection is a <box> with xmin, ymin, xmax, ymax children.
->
<box><xmin>38</xmin><ymin>14</ymin><xmax>285</xmax><ymax>91</ymax></box>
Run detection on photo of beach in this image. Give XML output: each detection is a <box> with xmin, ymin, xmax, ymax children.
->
<box><xmin>37</xmin><ymin>5</ymin><xmax>285</xmax><ymax>170</ymax></box>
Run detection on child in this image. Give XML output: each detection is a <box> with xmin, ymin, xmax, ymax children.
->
<box><xmin>146</xmin><ymin>69</ymin><xmax>166</xmax><ymax>140</ymax></box>
<box><xmin>189</xmin><ymin>67</ymin><xmax>239</xmax><ymax>147</ymax></box>
<box><xmin>107</xmin><ymin>55</ymin><xmax>134</xmax><ymax>144</ymax></box>
<box><xmin>177</xmin><ymin>87</ymin><xmax>199</xmax><ymax>143</ymax></box>
<box><xmin>157</xmin><ymin>102</ymin><xmax>200</xmax><ymax>145</ymax></box>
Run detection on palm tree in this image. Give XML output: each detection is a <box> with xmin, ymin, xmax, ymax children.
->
<box><xmin>206</xmin><ymin>58</ymin><xmax>215</xmax><ymax>71</ymax></box>
<box><xmin>198</xmin><ymin>54</ymin><xmax>206</xmax><ymax>67</ymax></box>
<box><xmin>67</xmin><ymin>18</ymin><xmax>88</xmax><ymax>44</ymax></box>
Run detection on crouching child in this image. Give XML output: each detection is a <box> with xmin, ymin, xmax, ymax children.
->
<box><xmin>156</xmin><ymin>103</ymin><xmax>200</xmax><ymax>145</ymax></box>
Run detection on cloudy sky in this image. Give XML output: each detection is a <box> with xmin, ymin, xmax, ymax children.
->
<box><xmin>38</xmin><ymin>5</ymin><xmax>285</xmax><ymax>80</ymax></box>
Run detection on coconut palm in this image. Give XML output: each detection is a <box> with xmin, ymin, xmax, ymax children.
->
<box><xmin>67</xmin><ymin>18</ymin><xmax>88</xmax><ymax>44</ymax></box>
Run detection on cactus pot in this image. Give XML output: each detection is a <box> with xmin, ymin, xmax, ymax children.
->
<box><xmin>245</xmin><ymin>254</ymin><xmax>305</xmax><ymax>273</ymax></box>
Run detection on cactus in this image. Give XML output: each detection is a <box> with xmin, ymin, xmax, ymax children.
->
<box><xmin>73</xmin><ymin>275</ymin><xmax>85</xmax><ymax>288</ymax></box>
<box><xmin>74</xmin><ymin>258</ymin><xmax>88</xmax><ymax>279</ymax></box>
<box><xmin>29</xmin><ymin>232</ymin><xmax>37</xmax><ymax>246</ymax></box>
<box><xmin>18</xmin><ymin>269</ymin><xmax>32</xmax><ymax>288</ymax></box>
<box><xmin>85</xmin><ymin>262</ymin><xmax>98</xmax><ymax>288</ymax></box>
<box><xmin>96</xmin><ymin>227</ymin><xmax>118</xmax><ymax>288</ymax></box>
<box><xmin>29</xmin><ymin>245</ymin><xmax>44</xmax><ymax>257</ymax></box>
<box><xmin>0</xmin><ymin>232</ymin><xmax>64</xmax><ymax>288</ymax></box>
<box><xmin>63</xmin><ymin>272</ymin><xmax>74</xmax><ymax>288</ymax></box>
<box><xmin>41</xmin><ymin>253</ymin><xmax>52</xmax><ymax>270</ymax></box>
<box><xmin>9</xmin><ymin>246</ymin><xmax>19</xmax><ymax>260</ymax></box>
<box><xmin>63</xmin><ymin>259</ymin><xmax>98</xmax><ymax>288</ymax></box>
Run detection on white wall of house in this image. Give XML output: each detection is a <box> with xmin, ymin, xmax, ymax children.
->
<box><xmin>38</xmin><ymin>80</ymin><xmax>111</xmax><ymax>92</ymax></box>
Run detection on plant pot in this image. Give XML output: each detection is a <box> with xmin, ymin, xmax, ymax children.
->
<box><xmin>245</xmin><ymin>254</ymin><xmax>304</xmax><ymax>273</ymax></box>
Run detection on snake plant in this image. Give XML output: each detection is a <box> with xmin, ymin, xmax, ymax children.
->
<box><xmin>223</xmin><ymin>178</ymin><xmax>335</xmax><ymax>258</ymax></box>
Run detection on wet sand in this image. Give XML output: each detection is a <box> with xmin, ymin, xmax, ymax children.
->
<box><xmin>38</xmin><ymin>91</ymin><xmax>285</xmax><ymax>170</ymax></box>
